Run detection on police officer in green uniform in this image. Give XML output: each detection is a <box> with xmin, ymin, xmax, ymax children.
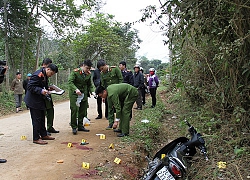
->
<box><xmin>96</xmin><ymin>83</ymin><xmax>138</xmax><ymax>137</ymax></box>
<box><xmin>97</xmin><ymin>59</ymin><xmax>123</xmax><ymax>129</ymax></box>
<box><xmin>68</xmin><ymin>60</ymin><xmax>95</xmax><ymax>135</ymax></box>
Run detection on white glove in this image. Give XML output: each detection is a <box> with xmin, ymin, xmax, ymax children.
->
<box><xmin>115</xmin><ymin>118</ymin><xmax>120</xmax><ymax>122</ymax></box>
<box><xmin>92</xmin><ymin>92</ymin><xmax>97</xmax><ymax>98</ymax></box>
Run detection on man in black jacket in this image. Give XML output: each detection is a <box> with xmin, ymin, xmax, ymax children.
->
<box><xmin>133</xmin><ymin>64</ymin><xmax>144</xmax><ymax>110</ymax></box>
<box><xmin>24</xmin><ymin>63</ymin><xmax>58</xmax><ymax>145</ymax></box>
<box><xmin>119</xmin><ymin>61</ymin><xmax>134</xmax><ymax>85</ymax></box>
<box><xmin>92</xmin><ymin>68</ymin><xmax>107</xmax><ymax>119</ymax></box>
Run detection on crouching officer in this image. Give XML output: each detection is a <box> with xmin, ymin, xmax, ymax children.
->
<box><xmin>95</xmin><ymin>83</ymin><xmax>138</xmax><ymax>137</ymax></box>
<box><xmin>68</xmin><ymin>60</ymin><xmax>95</xmax><ymax>135</ymax></box>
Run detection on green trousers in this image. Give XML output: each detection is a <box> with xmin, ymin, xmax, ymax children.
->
<box><xmin>45</xmin><ymin>97</ymin><xmax>54</xmax><ymax>131</ymax></box>
<box><xmin>118</xmin><ymin>94</ymin><xmax>138</xmax><ymax>134</ymax></box>
<box><xmin>70</xmin><ymin>94</ymin><xmax>88</xmax><ymax>129</ymax></box>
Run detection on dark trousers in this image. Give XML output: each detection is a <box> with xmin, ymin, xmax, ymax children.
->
<box><xmin>29</xmin><ymin>108</ymin><xmax>47</xmax><ymax>141</ymax></box>
<box><xmin>141</xmin><ymin>87</ymin><xmax>146</xmax><ymax>105</ymax></box>
<box><xmin>96</xmin><ymin>96</ymin><xmax>102</xmax><ymax>117</ymax></box>
<box><xmin>14</xmin><ymin>94</ymin><xmax>22</xmax><ymax>108</ymax></box>
<box><xmin>149</xmin><ymin>88</ymin><xmax>157</xmax><ymax>106</ymax></box>
<box><xmin>135</xmin><ymin>89</ymin><xmax>142</xmax><ymax>108</ymax></box>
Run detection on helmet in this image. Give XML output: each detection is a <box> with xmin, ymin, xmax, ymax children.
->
<box><xmin>134</xmin><ymin>64</ymin><xmax>140</xmax><ymax>69</ymax></box>
<box><xmin>149</xmin><ymin>68</ymin><xmax>155</xmax><ymax>72</ymax></box>
<box><xmin>140</xmin><ymin>67</ymin><xmax>143</xmax><ymax>71</ymax></box>
<box><xmin>27</xmin><ymin>73</ymin><xmax>32</xmax><ymax>77</ymax></box>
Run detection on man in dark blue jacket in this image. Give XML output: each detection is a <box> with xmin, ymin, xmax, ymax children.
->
<box><xmin>24</xmin><ymin>63</ymin><xmax>58</xmax><ymax>145</ymax></box>
<box><xmin>133</xmin><ymin>64</ymin><xmax>144</xmax><ymax>110</ymax></box>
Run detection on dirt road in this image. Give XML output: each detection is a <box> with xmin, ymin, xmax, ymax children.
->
<box><xmin>0</xmin><ymin>97</ymin><xmax>135</xmax><ymax>180</ymax></box>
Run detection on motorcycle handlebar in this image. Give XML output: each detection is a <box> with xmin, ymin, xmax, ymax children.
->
<box><xmin>184</xmin><ymin>120</ymin><xmax>191</xmax><ymax>127</ymax></box>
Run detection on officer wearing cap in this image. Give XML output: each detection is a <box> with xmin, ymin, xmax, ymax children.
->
<box><xmin>97</xmin><ymin>59</ymin><xmax>123</xmax><ymax>129</ymax></box>
<box><xmin>68</xmin><ymin>59</ymin><xmax>95</xmax><ymax>135</ymax></box>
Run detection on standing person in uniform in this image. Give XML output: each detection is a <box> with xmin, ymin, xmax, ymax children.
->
<box><xmin>41</xmin><ymin>58</ymin><xmax>59</xmax><ymax>134</ymax></box>
<box><xmin>119</xmin><ymin>61</ymin><xmax>134</xmax><ymax>85</ymax></box>
<box><xmin>133</xmin><ymin>65</ymin><xmax>144</xmax><ymax>110</ymax></box>
<box><xmin>140</xmin><ymin>67</ymin><xmax>147</xmax><ymax>106</ymax></box>
<box><xmin>11</xmin><ymin>72</ymin><xmax>23</xmax><ymax>113</ymax></box>
<box><xmin>68</xmin><ymin>59</ymin><xmax>95</xmax><ymax>135</ymax></box>
<box><xmin>148</xmin><ymin>68</ymin><xmax>159</xmax><ymax>108</ymax></box>
<box><xmin>92</xmin><ymin>68</ymin><xmax>107</xmax><ymax>119</ymax></box>
<box><xmin>97</xmin><ymin>59</ymin><xmax>123</xmax><ymax>129</ymax></box>
<box><xmin>23</xmin><ymin>73</ymin><xmax>32</xmax><ymax>110</ymax></box>
<box><xmin>24</xmin><ymin>63</ymin><xmax>58</xmax><ymax>145</ymax></box>
<box><xmin>95</xmin><ymin>83</ymin><xmax>138</xmax><ymax>137</ymax></box>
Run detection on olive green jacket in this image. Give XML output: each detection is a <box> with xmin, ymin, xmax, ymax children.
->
<box><xmin>68</xmin><ymin>68</ymin><xmax>94</xmax><ymax>101</ymax></box>
<box><xmin>100</xmin><ymin>66</ymin><xmax>123</xmax><ymax>88</ymax></box>
<box><xmin>107</xmin><ymin>83</ymin><xmax>138</xmax><ymax>119</ymax></box>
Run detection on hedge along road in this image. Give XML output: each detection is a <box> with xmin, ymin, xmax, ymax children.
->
<box><xmin>0</xmin><ymin>97</ymin><xmax>128</xmax><ymax>180</ymax></box>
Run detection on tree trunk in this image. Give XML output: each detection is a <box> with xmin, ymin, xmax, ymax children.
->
<box><xmin>4</xmin><ymin>0</ymin><xmax>9</xmax><ymax>87</ymax></box>
<box><xmin>35</xmin><ymin>31</ymin><xmax>42</xmax><ymax>71</ymax></box>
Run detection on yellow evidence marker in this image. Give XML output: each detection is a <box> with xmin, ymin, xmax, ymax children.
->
<box><xmin>100</xmin><ymin>134</ymin><xmax>106</xmax><ymax>139</ymax></box>
<box><xmin>161</xmin><ymin>154</ymin><xmax>166</xmax><ymax>159</ymax></box>
<box><xmin>114</xmin><ymin>157</ymin><xmax>121</xmax><ymax>164</ymax></box>
<box><xmin>82</xmin><ymin>162</ymin><xmax>90</xmax><ymax>169</ymax></box>
<box><xmin>67</xmin><ymin>143</ymin><xmax>73</xmax><ymax>148</ymax></box>
<box><xmin>109</xmin><ymin>143</ymin><xmax>114</xmax><ymax>149</ymax></box>
<box><xmin>21</xmin><ymin>135</ymin><xmax>27</xmax><ymax>140</ymax></box>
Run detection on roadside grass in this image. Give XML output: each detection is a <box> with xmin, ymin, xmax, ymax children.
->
<box><xmin>123</xmin><ymin>85</ymin><xmax>250</xmax><ymax>180</ymax></box>
<box><xmin>0</xmin><ymin>83</ymin><xmax>69</xmax><ymax>117</ymax></box>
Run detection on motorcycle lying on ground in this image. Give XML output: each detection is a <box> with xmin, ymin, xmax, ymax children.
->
<box><xmin>142</xmin><ymin>120</ymin><xmax>208</xmax><ymax>180</ymax></box>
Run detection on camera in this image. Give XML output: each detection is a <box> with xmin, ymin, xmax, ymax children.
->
<box><xmin>44</xmin><ymin>94</ymin><xmax>52</xmax><ymax>101</ymax></box>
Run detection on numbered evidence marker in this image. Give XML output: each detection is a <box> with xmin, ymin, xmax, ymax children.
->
<box><xmin>82</xmin><ymin>162</ymin><xmax>90</xmax><ymax>169</ymax></box>
<box><xmin>80</xmin><ymin>139</ymin><xmax>89</xmax><ymax>145</ymax></box>
<box><xmin>96</xmin><ymin>133</ymin><xmax>106</xmax><ymax>139</ymax></box>
<box><xmin>21</xmin><ymin>135</ymin><xmax>27</xmax><ymax>140</ymax></box>
<box><xmin>161</xmin><ymin>154</ymin><xmax>166</xmax><ymax>159</ymax></box>
<box><xmin>114</xmin><ymin>157</ymin><xmax>121</xmax><ymax>164</ymax></box>
<box><xmin>109</xmin><ymin>143</ymin><xmax>114</xmax><ymax>149</ymax></box>
<box><xmin>100</xmin><ymin>134</ymin><xmax>106</xmax><ymax>139</ymax></box>
<box><xmin>67</xmin><ymin>143</ymin><xmax>73</xmax><ymax>148</ymax></box>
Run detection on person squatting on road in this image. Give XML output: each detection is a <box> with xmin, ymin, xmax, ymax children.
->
<box><xmin>24</xmin><ymin>63</ymin><xmax>58</xmax><ymax>145</ymax></box>
<box><xmin>95</xmin><ymin>83</ymin><xmax>138</xmax><ymax>137</ymax></box>
<box><xmin>68</xmin><ymin>59</ymin><xmax>96</xmax><ymax>135</ymax></box>
<box><xmin>11</xmin><ymin>72</ymin><xmax>23</xmax><ymax>113</ymax></box>
<box><xmin>147</xmin><ymin>68</ymin><xmax>159</xmax><ymax>108</ymax></box>
<box><xmin>97</xmin><ymin>59</ymin><xmax>123</xmax><ymax>129</ymax></box>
